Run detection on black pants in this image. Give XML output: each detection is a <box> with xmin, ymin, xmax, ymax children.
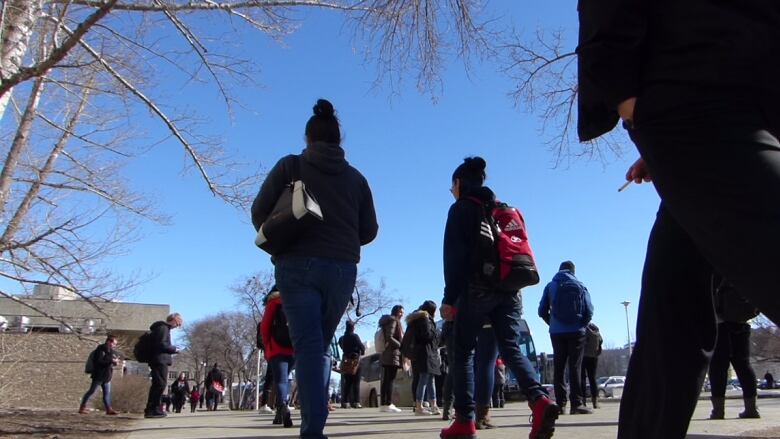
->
<box><xmin>146</xmin><ymin>363</ymin><xmax>168</xmax><ymax>413</ymax></box>
<box><xmin>260</xmin><ymin>366</ymin><xmax>273</xmax><ymax>406</ymax></box>
<box><xmin>341</xmin><ymin>369</ymin><xmax>361</xmax><ymax>404</ymax></box>
<box><xmin>618</xmin><ymin>86</ymin><xmax>780</xmax><ymax>439</ymax></box>
<box><xmin>581</xmin><ymin>356</ymin><xmax>598</xmax><ymax>402</ymax></box>
<box><xmin>380</xmin><ymin>366</ymin><xmax>398</xmax><ymax>405</ymax></box>
<box><xmin>551</xmin><ymin>331</ymin><xmax>586</xmax><ymax>408</ymax></box>
<box><xmin>709</xmin><ymin>322</ymin><xmax>757</xmax><ymax>398</ymax></box>
<box><xmin>492</xmin><ymin>384</ymin><xmax>504</xmax><ymax>408</ymax></box>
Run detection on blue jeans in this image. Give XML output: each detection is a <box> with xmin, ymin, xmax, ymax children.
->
<box><xmin>275</xmin><ymin>256</ymin><xmax>357</xmax><ymax>439</ymax></box>
<box><xmin>270</xmin><ymin>355</ymin><xmax>295</xmax><ymax>406</ymax></box>
<box><xmin>81</xmin><ymin>379</ymin><xmax>111</xmax><ymax>408</ymax></box>
<box><xmin>453</xmin><ymin>284</ymin><xmax>545</xmax><ymax>421</ymax></box>
<box><xmin>474</xmin><ymin>325</ymin><xmax>498</xmax><ymax>406</ymax></box>
<box><xmin>416</xmin><ymin>372</ymin><xmax>436</xmax><ymax>402</ymax></box>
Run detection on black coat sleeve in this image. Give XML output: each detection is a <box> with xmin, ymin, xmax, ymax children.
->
<box><xmin>442</xmin><ymin>201</ymin><xmax>476</xmax><ymax>306</ymax></box>
<box><xmin>577</xmin><ymin>0</ymin><xmax>648</xmax><ymax>108</ymax></box>
<box><xmin>153</xmin><ymin>324</ymin><xmax>177</xmax><ymax>354</ymax></box>
<box><xmin>251</xmin><ymin>155</ymin><xmax>295</xmax><ymax>231</ymax></box>
<box><xmin>358</xmin><ymin>177</ymin><xmax>379</xmax><ymax>245</ymax></box>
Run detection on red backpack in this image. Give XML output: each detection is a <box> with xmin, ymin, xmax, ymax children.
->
<box><xmin>468</xmin><ymin>197</ymin><xmax>540</xmax><ymax>292</ymax></box>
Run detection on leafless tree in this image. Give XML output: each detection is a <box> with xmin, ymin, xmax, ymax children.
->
<box><xmin>501</xmin><ymin>28</ymin><xmax>628</xmax><ymax>166</ymax></box>
<box><xmin>751</xmin><ymin>315</ymin><xmax>780</xmax><ymax>364</ymax></box>
<box><xmin>344</xmin><ymin>272</ymin><xmax>397</xmax><ymax>328</ymax></box>
<box><xmin>0</xmin><ymin>0</ymin><xmax>494</xmax><ymax>323</ymax></box>
<box><xmin>182</xmin><ymin>311</ymin><xmax>258</xmax><ymax>409</ymax></box>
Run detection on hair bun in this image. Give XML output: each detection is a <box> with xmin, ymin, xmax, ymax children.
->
<box><xmin>464</xmin><ymin>156</ymin><xmax>487</xmax><ymax>172</ymax></box>
<box><xmin>313</xmin><ymin>99</ymin><xmax>335</xmax><ymax>118</ymax></box>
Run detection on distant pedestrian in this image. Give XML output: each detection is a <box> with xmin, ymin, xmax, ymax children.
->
<box><xmin>251</xmin><ymin>98</ymin><xmax>378</xmax><ymax>439</ymax></box>
<box><xmin>190</xmin><ymin>387</ymin><xmax>200</xmax><ymax>413</ymax></box>
<box><xmin>538</xmin><ymin>261</ymin><xmax>594</xmax><ymax>415</ymax></box>
<box><xmin>79</xmin><ymin>335</ymin><xmax>119</xmax><ymax>415</ymax></box>
<box><xmin>708</xmin><ymin>278</ymin><xmax>761</xmax><ymax>419</ymax></box>
<box><xmin>406</xmin><ymin>300</ymin><xmax>442</xmax><ymax>416</ymax></box>
<box><xmin>338</xmin><ymin>320</ymin><xmax>365</xmax><ymax>409</ymax></box>
<box><xmin>261</xmin><ymin>286</ymin><xmax>295</xmax><ymax>428</ymax></box>
<box><xmin>144</xmin><ymin>313</ymin><xmax>182</xmax><ymax>419</ymax></box>
<box><xmin>581</xmin><ymin>322</ymin><xmax>603</xmax><ymax>408</ymax></box>
<box><xmin>171</xmin><ymin>373</ymin><xmax>190</xmax><ymax>413</ymax></box>
<box><xmin>441</xmin><ymin>156</ymin><xmax>558</xmax><ymax>439</ymax></box>
<box><xmin>765</xmin><ymin>372</ymin><xmax>775</xmax><ymax>390</ymax></box>
<box><xmin>205</xmin><ymin>363</ymin><xmax>225</xmax><ymax>411</ymax></box>
<box><xmin>378</xmin><ymin>305</ymin><xmax>405</xmax><ymax>413</ymax></box>
<box><xmin>493</xmin><ymin>358</ymin><xmax>506</xmax><ymax>409</ymax></box>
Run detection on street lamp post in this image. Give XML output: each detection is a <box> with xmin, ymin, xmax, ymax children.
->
<box><xmin>621</xmin><ymin>301</ymin><xmax>632</xmax><ymax>356</ymax></box>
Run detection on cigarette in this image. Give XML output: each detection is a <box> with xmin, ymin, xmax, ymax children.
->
<box><xmin>618</xmin><ymin>181</ymin><xmax>632</xmax><ymax>192</ymax></box>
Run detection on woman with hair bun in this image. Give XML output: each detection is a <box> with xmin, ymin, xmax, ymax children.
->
<box><xmin>251</xmin><ymin>99</ymin><xmax>378</xmax><ymax>439</ymax></box>
<box><xmin>440</xmin><ymin>157</ymin><xmax>558</xmax><ymax>439</ymax></box>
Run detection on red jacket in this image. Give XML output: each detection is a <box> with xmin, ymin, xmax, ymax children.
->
<box><xmin>260</xmin><ymin>293</ymin><xmax>294</xmax><ymax>360</ymax></box>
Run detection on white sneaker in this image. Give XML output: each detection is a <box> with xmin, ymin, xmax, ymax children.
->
<box><xmin>415</xmin><ymin>407</ymin><xmax>432</xmax><ymax>416</ymax></box>
<box><xmin>258</xmin><ymin>405</ymin><xmax>273</xmax><ymax>414</ymax></box>
<box><xmin>388</xmin><ymin>404</ymin><xmax>402</xmax><ymax>413</ymax></box>
<box><xmin>429</xmin><ymin>405</ymin><xmax>441</xmax><ymax>415</ymax></box>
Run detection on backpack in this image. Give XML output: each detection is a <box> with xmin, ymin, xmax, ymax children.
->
<box><xmin>399</xmin><ymin>322</ymin><xmax>417</xmax><ymax>360</ymax></box>
<box><xmin>468</xmin><ymin>197</ymin><xmax>540</xmax><ymax>292</ymax></box>
<box><xmin>133</xmin><ymin>331</ymin><xmax>154</xmax><ymax>363</ymax></box>
<box><xmin>271</xmin><ymin>303</ymin><xmax>292</xmax><ymax>348</ymax></box>
<box><xmin>84</xmin><ymin>348</ymin><xmax>98</xmax><ymax>374</ymax></box>
<box><xmin>715</xmin><ymin>281</ymin><xmax>760</xmax><ymax>323</ymax></box>
<box><xmin>552</xmin><ymin>272</ymin><xmax>588</xmax><ymax>324</ymax></box>
<box><xmin>374</xmin><ymin>327</ymin><xmax>386</xmax><ymax>354</ymax></box>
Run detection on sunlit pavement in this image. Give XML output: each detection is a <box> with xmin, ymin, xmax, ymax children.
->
<box><xmin>126</xmin><ymin>396</ymin><xmax>780</xmax><ymax>439</ymax></box>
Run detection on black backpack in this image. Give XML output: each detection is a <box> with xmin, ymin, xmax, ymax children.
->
<box><xmin>271</xmin><ymin>303</ymin><xmax>292</xmax><ymax>348</ymax></box>
<box><xmin>133</xmin><ymin>331</ymin><xmax>154</xmax><ymax>363</ymax></box>
<box><xmin>84</xmin><ymin>348</ymin><xmax>98</xmax><ymax>374</ymax></box>
<box><xmin>399</xmin><ymin>322</ymin><xmax>417</xmax><ymax>360</ymax></box>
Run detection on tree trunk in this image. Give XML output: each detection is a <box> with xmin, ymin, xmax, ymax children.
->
<box><xmin>0</xmin><ymin>0</ymin><xmax>43</xmax><ymax>120</ymax></box>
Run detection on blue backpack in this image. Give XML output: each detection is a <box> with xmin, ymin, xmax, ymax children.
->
<box><xmin>552</xmin><ymin>273</ymin><xmax>587</xmax><ymax>325</ymax></box>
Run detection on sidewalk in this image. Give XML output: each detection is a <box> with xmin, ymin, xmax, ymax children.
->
<box><xmin>126</xmin><ymin>398</ymin><xmax>780</xmax><ymax>439</ymax></box>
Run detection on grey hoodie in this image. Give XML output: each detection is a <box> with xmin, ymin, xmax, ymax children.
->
<box><xmin>251</xmin><ymin>142</ymin><xmax>378</xmax><ymax>263</ymax></box>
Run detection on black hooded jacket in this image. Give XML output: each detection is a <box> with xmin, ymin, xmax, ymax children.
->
<box><xmin>90</xmin><ymin>342</ymin><xmax>116</xmax><ymax>383</ymax></box>
<box><xmin>442</xmin><ymin>186</ymin><xmax>496</xmax><ymax>306</ymax></box>
<box><xmin>251</xmin><ymin>142</ymin><xmax>378</xmax><ymax>263</ymax></box>
<box><xmin>149</xmin><ymin>321</ymin><xmax>177</xmax><ymax>366</ymax></box>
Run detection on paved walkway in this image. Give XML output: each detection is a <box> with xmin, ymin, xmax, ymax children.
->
<box><xmin>126</xmin><ymin>397</ymin><xmax>780</xmax><ymax>439</ymax></box>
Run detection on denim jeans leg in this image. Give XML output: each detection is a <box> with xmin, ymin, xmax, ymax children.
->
<box><xmin>81</xmin><ymin>379</ymin><xmax>100</xmax><ymax>407</ymax></box>
<box><xmin>102</xmin><ymin>382</ymin><xmax>112</xmax><ymax>408</ymax></box>
<box><xmin>452</xmin><ymin>293</ymin><xmax>492</xmax><ymax>421</ymax></box>
<box><xmin>490</xmin><ymin>293</ymin><xmax>545</xmax><ymax>401</ymax></box>
<box><xmin>416</xmin><ymin>372</ymin><xmax>429</xmax><ymax>402</ymax></box>
<box><xmin>276</xmin><ymin>257</ymin><xmax>356</xmax><ymax>439</ymax></box>
<box><xmin>271</xmin><ymin>356</ymin><xmax>291</xmax><ymax>405</ymax></box>
<box><xmin>474</xmin><ymin>326</ymin><xmax>498</xmax><ymax>406</ymax></box>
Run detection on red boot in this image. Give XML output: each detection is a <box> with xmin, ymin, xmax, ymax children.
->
<box><xmin>106</xmin><ymin>408</ymin><xmax>118</xmax><ymax>415</ymax></box>
<box><xmin>78</xmin><ymin>405</ymin><xmax>88</xmax><ymax>415</ymax></box>
<box><xmin>440</xmin><ymin>416</ymin><xmax>477</xmax><ymax>439</ymax></box>
<box><xmin>528</xmin><ymin>395</ymin><xmax>558</xmax><ymax>439</ymax></box>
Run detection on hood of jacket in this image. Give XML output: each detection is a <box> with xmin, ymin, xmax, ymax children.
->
<box><xmin>378</xmin><ymin>314</ymin><xmax>397</xmax><ymax>328</ymax></box>
<box><xmin>266</xmin><ymin>291</ymin><xmax>281</xmax><ymax>302</ymax></box>
<box><xmin>405</xmin><ymin>310</ymin><xmax>430</xmax><ymax>324</ymax></box>
<box><xmin>586</xmin><ymin>322</ymin><xmax>600</xmax><ymax>335</ymax></box>
<box><xmin>302</xmin><ymin>141</ymin><xmax>348</xmax><ymax>175</ymax></box>
<box><xmin>150</xmin><ymin>320</ymin><xmax>171</xmax><ymax>332</ymax></box>
<box><xmin>461</xmin><ymin>185</ymin><xmax>496</xmax><ymax>205</ymax></box>
<box><xmin>552</xmin><ymin>269</ymin><xmax>577</xmax><ymax>283</ymax></box>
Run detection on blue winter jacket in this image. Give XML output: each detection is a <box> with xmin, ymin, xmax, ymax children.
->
<box><xmin>538</xmin><ymin>270</ymin><xmax>594</xmax><ymax>334</ymax></box>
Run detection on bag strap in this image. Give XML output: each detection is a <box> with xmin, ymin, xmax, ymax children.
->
<box><xmin>290</xmin><ymin>155</ymin><xmax>302</xmax><ymax>183</ymax></box>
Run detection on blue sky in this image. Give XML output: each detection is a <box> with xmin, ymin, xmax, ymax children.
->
<box><xmin>98</xmin><ymin>1</ymin><xmax>660</xmax><ymax>354</ymax></box>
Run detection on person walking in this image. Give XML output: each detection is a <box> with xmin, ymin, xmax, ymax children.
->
<box><xmin>338</xmin><ymin>320</ymin><xmax>365</xmax><ymax>409</ymax></box>
<box><xmin>440</xmin><ymin>157</ymin><xmax>558</xmax><ymax>439</ymax></box>
<box><xmin>190</xmin><ymin>386</ymin><xmax>200</xmax><ymax>413</ymax></box>
<box><xmin>708</xmin><ymin>278</ymin><xmax>761</xmax><ymax>420</ymax></box>
<box><xmin>493</xmin><ymin>358</ymin><xmax>506</xmax><ymax>409</ymax></box>
<box><xmin>251</xmin><ymin>99</ymin><xmax>378</xmax><ymax>439</ymax></box>
<box><xmin>144</xmin><ymin>313</ymin><xmax>182</xmax><ymax>418</ymax></box>
<box><xmin>205</xmin><ymin>363</ymin><xmax>225</xmax><ymax>411</ymax></box>
<box><xmin>580</xmin><ymin>323</ymin><xmax>603</xmax><ymax>408</ymax></box>
<box><xmin>406</xmin><ymin>300</ymin><xmax>442</xmax><ymax>416</ymax></box>
<box><xmin>261</xmin><ymin>285</ymin><xmax>295</xmax><ymax>428</ymax></box>
<box><xmin>538</xmin><ymin>261</ymin><xmax>594</xmax><ymax>415</ymax></box>
<box><xmin>577</xmin><ymin>0</ymin><xmax>780</xmax><ymax>437</ymax></box>
<box><xmin>171</xmin><ymin>373</ymin><xmax>190</xmax><ymax>413</ymax></box>
<box><xmin>79</xmin><ymin>335</ymin><xmax>119</xmax><ymax>415</ymax></box>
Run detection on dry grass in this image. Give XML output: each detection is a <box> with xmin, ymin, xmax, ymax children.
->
<box><xmin>94</xmin><ymin>374</ymin><xmax>149</xmax><ymax>413</ymax></box>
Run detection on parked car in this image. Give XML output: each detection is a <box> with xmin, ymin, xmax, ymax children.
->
<box><xmin>358</xmin><ymin>352</ymin><xmax>414</xmax><ymax>408</ymax></box>
<box><xmin>597</xmin><ymin>376</ymin><xmax>626</xmax><ymax>398</ymax></box>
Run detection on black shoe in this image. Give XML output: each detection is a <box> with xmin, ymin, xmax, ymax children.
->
<box><xmin>272</xmin><ymin>409</ymin><xmax>282</xmax><ymax>425</ymax></box>
<box><xmin>283</xmin><ymin>408</ymin><xmax>293</xmax><ymax>428</ymax></box>
<box><xmin>144</xmin><ymin>411</ymin><xmax>166</xmax><ymax>419</ymax></box>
